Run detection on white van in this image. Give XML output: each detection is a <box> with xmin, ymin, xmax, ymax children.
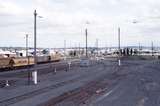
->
<box><xmin>80</xmin><ymin>58</ymin><xmax>90</xmax><ymax>67</ymax></box>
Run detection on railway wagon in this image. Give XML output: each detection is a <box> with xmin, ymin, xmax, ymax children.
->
<box><xmin>50</xmin><ymin>54</ymin><xmax>62</xmax><ymax>62</ymax></box>
<box><xmin>37</xmin><ymin>56</ymin><xmax>50</xmax><ymax>63</ymax></box>
<box><xmin>0</xmin><ymin>54</ymin><xmax>62</xmax><ymax>71</ymax></box>
<box><xmin>0</xmin><ymin>58</ymin><xmax>12</xmax><ymax>69</ymax></box>
<box><xmin>12</xmin><ymin>57</ymin><xmax>34</xmax><ymax>67</ymax></box>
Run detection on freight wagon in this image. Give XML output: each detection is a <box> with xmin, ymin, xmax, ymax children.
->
<box><xmin>37</xmin><ymin>56</ymin><xmax>50</xmax><ymax>63</ymax></box>
<box><xmin>0</xmin><ymin>58</ymin><xmax>12</xmax><ymax>69</ymax></box>
<box><xmin>0</xmin><ymin>54</ymin><xmax>62</xmax><ymax>72</ymax></box>
<box><xmin>12</xmin><ymin>57</ymin><xmax>34</xmax><ymax>67</ymax></box>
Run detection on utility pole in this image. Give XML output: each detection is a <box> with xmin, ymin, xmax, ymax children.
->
<box><xmin>118</xmin><ymin>27</ymin><xmax>121</xmax><ymax>66</ymax></box>
<box><xmin>96</xmin><ymin>39</ymin><xmax>99</xmax><ymax>56</ymax></box>
<box><xmin>69</xmin><ymin>41</ymin><xmax>71</xmax><ymax>49</ymax></box>
<box><xmin>105</xmin><ymin>42</ymin><xmax>108</xmax><ymax>50</ymax></box>
<box><xmin>32</xmin><ymin>10</ymin><xmax>38</xmax><ymax>84</ymax></box>
<box><xmin>85</xmin><ymin>28</ymin><xmax>88</xmax><ymax>57</ymax></box>
<box><xmin>26</xmin><ymin>34</ymin><xmax>28</xmax><ymax>58</ymax></box>
<box><xmin>74</xmin><ymin>42</ymin><xmax>77</xmax><ymax>50</ymax></box>
<box><xmin>151</xmin><ymin>41</ymin><xmax>154</xmax><ymax>56</ymax></box>
<box><xmin>138</xmin><ymin>42</ymin><xmax>140</xmax><ymax>55</ymax></box>
<box><xmin>26</xmin><ymin>34</ymin><xmax>30</xmax><ymax>84</ymax></box>
<box><xmin>118</xmin><ymin>27</ymin><xmax>121</xmax><ymax>53</ymax></box>
<box><xmin>79</xmin><ymin>42</ymin><xmax>80</xmax><ymax>57</ymax></box>
<box><xmin>64</xmin><ymin>40</ymin><xmax>66</xmax><ymax>60</ymax></box>
<box><xmin>64</xmin><ymin>40</ymin><xmax>66</xmax><ymax>52</ymax></box>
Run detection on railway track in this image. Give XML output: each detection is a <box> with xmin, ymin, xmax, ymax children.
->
<box><xmin>0</xmin><ymin>62</ymin><xmax>109</xmax><ymax>106</ymax></box>
<box><xmin>0</xmin><ymin>76</ymin><xmax>80</xmax><ymax>106</ymax></box>
<box><xmin>0</xmin><ymin>58</ymin><xmax>80</xmax><ymax>72</ymax></box>
<box><xmin>0</xmin><ymin>61</ymin><xmax>80</xmax><ymax>78</ymax></box>
<box><xmin>39</xmin><ymin>67</ymin><xmax>126</xmax><ymax>106</ymax></box>
<box><xmin>0</xmin><ymin>61</ymin><xmax>80</xmax><ymax>88</ymax></box>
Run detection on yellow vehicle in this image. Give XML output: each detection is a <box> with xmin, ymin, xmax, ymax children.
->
<box><xmin>0</xmin><ymin>54</ymin><xmax>62</xmax><ymax>71</ymax></box>
<box><xmin>12</xmin><ymin>57</ymin><xmax>34</xmax><ymax>67</ymax></box>
<box><xmin>50</xmin><ymin>53</ymin><xmax>62</xmax><ymax>62</ymax></box>
<box><xmin>0</xmin><ymin>58</ymin><xmax>12</xmax><ymax>69</ymax></box>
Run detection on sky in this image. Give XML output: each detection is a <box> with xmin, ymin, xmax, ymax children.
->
<box><xmin>0</xmin><ymin>0</ymin><xmax>160</xmax><ymax>48</ymax></box>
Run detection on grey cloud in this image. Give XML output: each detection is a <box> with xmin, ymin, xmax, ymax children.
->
<box><xmin>1</xmin><ymin>0</ymin><xmax>160</xmax><ymax>47</ymax></box>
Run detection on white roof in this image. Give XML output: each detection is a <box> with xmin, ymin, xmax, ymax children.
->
<box><xmin>0</xmin><ymin>50</ymin><xmax>16</xmax><ymax>54</ymax></box>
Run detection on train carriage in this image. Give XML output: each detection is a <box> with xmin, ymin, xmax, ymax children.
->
<box><xmin>37</xmin><ymin>56</ymin><xmax>50</xmax><ymax>63</ymax></box>
<box><xmin>0</xmin><ymin>53</ymin><xmax>62</xmax><ymax>71</ymax></box>
<box><xmin>50</xmin><ymin>53</ymin><xmax>62</xmax><ymax>62</ymax></box>
<box><xmin>0</xmin><ymin>58</ymin><xmax>12</xmax><ymax>69</ymax></box>
<box><xmin>12</xmin><ymin>57</ymin><xmax>34</xmax><ymax>67</ymax></box>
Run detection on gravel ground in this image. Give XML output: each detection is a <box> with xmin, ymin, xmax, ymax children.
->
<box><xmin>1</xmin><ymin>58</ymin><xmax>159</xmax><ymax>106</ymax></box>
<box><xmin>91</xmin><ymin>59</ymin><xmax>160</xmax><ymax>106</ymax></box>
<box><xmin>0</xmin><ymin>60</ymin><xmax>117</xmax><ymax>106</ymax></box>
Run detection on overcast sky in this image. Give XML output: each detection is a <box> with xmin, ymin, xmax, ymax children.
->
<box><xmin>0</xmin><ymin>0</ymin><xmax>160</xmax><ymax>48</ymax></box>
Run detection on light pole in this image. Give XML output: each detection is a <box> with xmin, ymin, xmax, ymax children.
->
<box><xmin>64</xmin><ymin>40</ymin><xmax>66</xmax><ymax>60</ymax></box>
<box><xmin>138</xmin><ymin>42</ymin><xmax>140</xmax><ymax>55</ymax></box>
<box><xmin>96</xmin><ymin>38</ymin><xmax>99</xmax><ymax>56</ymax></box>
<box><xmin>118</xmin><ymin>27</ymin><xmax>120</xmax><ymax>51</ymax></box>
<box><xmin>26</xmin><ymin>34</ymin><xmax>28</xmax><ymax>58</ymax></box>
<box><xmin>79</xmin><ymin>42</ymin><xmax>80</xmax><ymax>57</ymax></box>
<box><xmin>32</xmin><ymin>10</ymin><xmax>38</xmax><ymax>84</ymax></box>
<box><xmin>26</xmin><ymin>34</ymin><xmax>30</xmax><ymax>84</ymax></box>
<box><xmin>151</xmin><ymin>41</ymin><xmax>154</xmax><ymax>56</ymax></box>
<box><xmin>118</xmin><ymin>27</ymin><xmax>121</xmax><ymax>66</ymax></box>
<box><xmin>85</xmin><ymin>28</ymin><xmax>88</xmax><ymax>57</ymax></box>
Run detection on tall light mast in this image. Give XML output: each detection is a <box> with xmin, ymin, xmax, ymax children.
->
<box><xmin>33</xmin><ymin>10</ymin><xmax>38</xmax><ymax>84</ymax></box>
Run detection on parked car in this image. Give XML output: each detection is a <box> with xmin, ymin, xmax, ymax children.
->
<box><xmin>80</xmin><ymin>58</ymin><xmax>90</xmax><ymax>67</ymax></box>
